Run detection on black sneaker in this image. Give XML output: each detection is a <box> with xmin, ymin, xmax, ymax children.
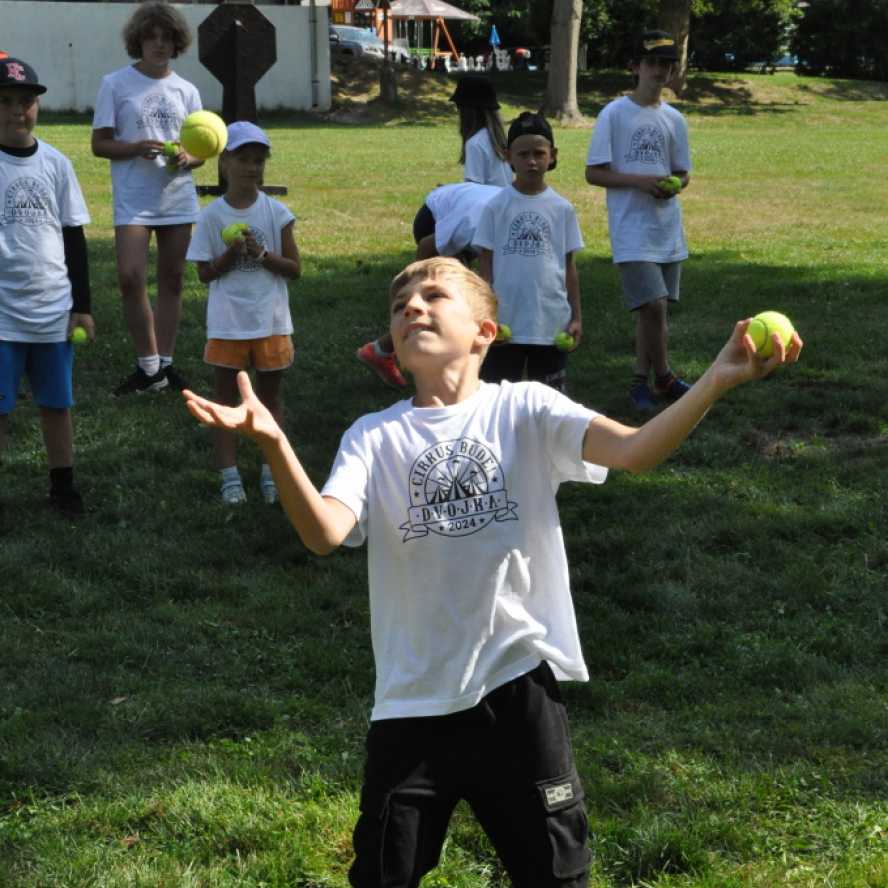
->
<box><xmin>113</xmin><ymin>366</ymin><xmax>169</xmax><ymax>396</ymax></box>
<box><xmin>49</xmin><ymin>487</ymin><xmax>84</xmax><ymax>518</ymax></box>
<box><xmin>162</xmin><ymin>365</ymin><xmax>189</xmax><ymax>391</ymax></box>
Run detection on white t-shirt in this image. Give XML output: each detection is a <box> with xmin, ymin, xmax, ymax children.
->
<box><xmin>92</xmin><ymin>65</ymin><xmax>202</xmax><ymax>226</ymax></box>
<box><xmin>472</xmin><ymin>185</ymin><xmax>584</xmax><ymax>345</ymax></box>
<box><xmin>464</xmin><ymin>128</ymin><xmax>512</xmax><ymax>188</ymax></box>
<box><xmin>321</xmin><ymin>380</ymin><xmax>608</xmax><ymax>721</ymax></box>
<box><xmin>586</xmin><ymin>95</ymin><xmax>691</xmax><ymax>264</ymax></box>
<box><xmin>424</xmin><ymin>182</ymin><xmax>501</xmax><ymax>256</ymax></box>
<box><xmin>0</xmin><ymin>142</ymin><xmax>91</xmax><ymax>343</ymax></box>
<box><xmin>186</xmin><ymin>192</ymin><xmax>296</xmax><ymax>340</ymax></box>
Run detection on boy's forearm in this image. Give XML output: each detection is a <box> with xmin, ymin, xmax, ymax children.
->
<box><xmin>566</xmin><ymin>260</ymin><xmax>581</xmax><ymax>322</ymax></box>
<box><xmin>258</xmin><ymin>431</ymin><xmax>351</xmax><ymax>555</ymax></box>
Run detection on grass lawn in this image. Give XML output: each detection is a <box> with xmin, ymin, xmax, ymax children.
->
<box><xmin>1</xmin><ymin>63</ymin><xmax>887</xmax><ymax>887</ymax></box>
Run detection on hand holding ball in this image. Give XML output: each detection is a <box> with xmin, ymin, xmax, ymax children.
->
<box><xmin>747</xmin><ymin>311</ymin><xmax>796</xmax><ymax>358</ymax></box>
<box><xmin>70</xmin><ymin>326</ymin><xmax>88</xmax><ymax>345</ymax></box>
<box><xmin>658</xmin><ymin>175</ymin><xmax>682</xmax><ymax>195</ymax></box>
<box><xmin>162</xmin><ymin>141</ymin><xmax>180</xmax><ymax>158</ymax></box>
<box><xmin>554</xmin><ymin>331</ymin><xmax>575</xmax><ymax>351</ymax></box>
<box><xmin>221</xmin><ymin>223</ymin><xmax>250</xmax><ymax>246</ymax></box>
<box><xmin>179</xmin><ymin>111</ymin><xmax>228</xmax><ymax>161</ymax></box>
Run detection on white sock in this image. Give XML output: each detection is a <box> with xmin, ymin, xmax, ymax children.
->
<box><xmin>220</xmin><ymin>465</ymin><xmax>241</xmax><ymax>488</ymax></box>
<box><xmin>260</xmin><ymin>464</ymin><xmax>273</xmax><ymax>483</ymax></box>
<box><xmin>373</xmin><ymin>340</ymin><xmax>393</xmax><ymax>357</ymax></box>
<box><xmin>137</xmin><ymin>355</ymin><xmax>161</xmax><ymax>377</ymax></box>
<box><xmin>159</xmin><ymin>354</ymin><xmax>173</xmax><ymax>369</ymax></box>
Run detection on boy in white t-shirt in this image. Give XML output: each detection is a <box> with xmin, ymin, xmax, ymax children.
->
<box><xmin>182</xmin><ymin>257</ymin><xmax>801</xmax><ymax>886</ymax></box>
<box><xmin>0</xmin><ymin>58</ymin><xmax>93</xmax><ymax>518</ymax></box>
<box><xmin>474</xmin><ymin>112</ymin><xmax>583</xmax><ymax>393</ymax></box>
<box><xmin>586</xmin><ymin>30</ymin><xmax>693</xmax><ymax>412</ymax></box>
<box><xmin>186</xmin><ymin>122</ymin><xmax>300</xmax><ymax>505</ymax></box>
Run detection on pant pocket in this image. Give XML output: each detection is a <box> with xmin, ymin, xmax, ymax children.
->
<box><xmin>536</xmin><ymin>770</ymin><xmax>592</xmax><ymax>880</ymax></box>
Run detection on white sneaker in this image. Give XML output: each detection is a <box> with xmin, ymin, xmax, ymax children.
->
<box><xmin>260</xmin><ymin>476</ymin><xmax>278</xmax><ymax>504</ymax></box>
<box><xmin>221</xmin><ymin>481</ymin><xmax>247</xmax><ymax>504</ymax></box>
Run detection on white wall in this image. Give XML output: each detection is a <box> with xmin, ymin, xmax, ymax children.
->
<box><xmin>0</xmin><ymin>1</ymin><xmax>332</xmax><ymax>112</ymax></box>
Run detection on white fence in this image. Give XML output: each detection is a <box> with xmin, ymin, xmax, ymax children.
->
<box><xmin>0</xmin><ymin>1</ymin><xmax>332</xmax><ymax>113</ymax></box>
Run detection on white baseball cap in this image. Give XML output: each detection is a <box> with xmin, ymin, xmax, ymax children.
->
<box><xmin>226</xmin><ymin>121</ymin><xmax>271</xmax><ymax>152</ymax></box>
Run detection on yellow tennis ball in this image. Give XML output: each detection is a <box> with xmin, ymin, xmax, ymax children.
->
<box><xmin>496</xmin><ymin>323</ymin><xmax>512</xmax><ymax>342</ymax></box>
<box><xmin>70</xmin><ymin>326</ymin><xmax>88</xmax><ymax>345</ymax></box>
<box><xmin>180</xmin><ymin>111</ymin><xmax>228</xmax><ymax>160</ymax></box>
<box><xmin>554</xmin><ymin>331</ymin><xmax>575</xmax><ymax>351</ymax></box>
<box><xmin>221</xmin><ymin>223</ymin><xmax>249</xmax><ymax>245</ymax></box>
<box><xmin>658</xmin><ymin>175</ymin><xmax>682</xmax><ymax>195</ymax></box>
<box><xmin>748</xmin><ymin>311</ymin><xmax>795</xmax><ymax>358</ymax></box>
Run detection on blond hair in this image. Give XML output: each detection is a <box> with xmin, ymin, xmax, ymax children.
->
<box><xmin>123</xmin><ymin>1</ymin><xmax>192</xmax><ymax>60</ymax></box>
<box><xmin>390</xmin><ymin>257</ymin><xmax>498</xmax><ymax>324</ymax></box>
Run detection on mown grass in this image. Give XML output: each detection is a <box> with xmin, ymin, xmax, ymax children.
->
<box><xmin>1</xmin><ymin>65</ymin><xmax>887</xmax><ymax>887</ymax></box>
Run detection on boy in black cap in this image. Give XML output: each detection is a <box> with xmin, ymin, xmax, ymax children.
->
<box><xmin>0</xmin><ymin>57</ymin><xmax>93</xmax><ymax>516</ymax></box>
<box><xmin>472</xmin><ymin>111</ymin><xmax>583</xmax><ymax>392</ymax></box>
<box><xmin>585</xmin><ymin>30</ymin><xmax>692</xmax><ymax>412</ymax></box>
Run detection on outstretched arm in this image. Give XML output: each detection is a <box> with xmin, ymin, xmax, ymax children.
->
<box><xmin>182</xmin><ymin>373</ymin><xmax>357</xmax><ymax>554</ymax></box>
<box><xmin>583</xmin><ymin>319</ymin><xmax>804</xmax><ymax>472</ymax></box>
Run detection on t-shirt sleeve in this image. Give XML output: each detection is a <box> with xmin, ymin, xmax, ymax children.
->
<box><xmin>92</xmin><ymin>76</ymin><xmax>116</xmax><ymax>130</ymax></box>
<box><xmin>58</xmin><ymin>157</ymin><xmax>91</xmax><ymax>227</ymax></box>
<box><xmin>320</xmin><ymin>421</ymin><xmax>371</xmax><ymax>547</ymax></box>
<box><xmin>186</xmin><ymin>209</ymin><xmax>214</xmax><ymax>262</ymax></box>
<box><xmin>532</xmin><ymin>383</ymin><xmax>608</xmax><ymax>485</ymax></box>
<box><xmin>671</xmin><ymin>112</ymin><xmax>692</xmax><ymax>173</ymax></box>
<box><xmin>564</xmin><ymin>204</ymin><xmax>583</xmax><ymax>254</ymax></box>
<box><xmin>463</xmin><ymin>136</ymin><xmax>485</xmax><ymax>184</ymax></box>
<box><xmin>585</xmin><ymin>105</ymin><xmax>613</xmax><ymax>167</ymax></box>
<box><xmin>471</xmin><ymin>200</ymin><xmax>496</xmax><ymax>251</ymax></box>
<box><xmin>273</xmin><ymin>198</ymin><xmax>296</xmax><ymax>233</ymax></box>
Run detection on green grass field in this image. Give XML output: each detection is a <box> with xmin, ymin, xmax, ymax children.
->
<box><xmin>1</xmin><ymin>66</ymin><xmax>887</xmax><ymax>887</ymax></box>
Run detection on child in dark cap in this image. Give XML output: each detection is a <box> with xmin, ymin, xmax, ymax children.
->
<box><xmin>586</xmin><ymin>30</ymin><xmax>693</xmax><ymax>412</ymax></box>
<box><xmin>473</xmin><ymin>111</ymin><xmax>583</xmax><ymax>392</ymax></box>
<box><xmin>0</xmin><ymin>57</ymin><xmax>93</xmax><ymax>516</ymax></box>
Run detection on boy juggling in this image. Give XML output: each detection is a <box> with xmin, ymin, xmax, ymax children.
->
<box><xmin>0</xmin><ymin>57</ymin><xmax>93</xmax><ymax>517</ymax></box>
<box><xmin>586</xmin><ymin>30</ymin><xmax>692</xmax><ymax>412</ymax></box>
<box><xmin>183</xmin><ymin>257</ymin><xmax>801</xmax><ymax>886</ymax></box>
<box><xmin>474</xmin><ymin>111</ymin><xmax>583</xmax><ymax>394</ymax></box>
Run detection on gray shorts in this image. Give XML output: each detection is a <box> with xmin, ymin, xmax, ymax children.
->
<box><xmin>617</xmin><ymin>261</ymin><xmax>682</xmax><ymax>311</ymax></box>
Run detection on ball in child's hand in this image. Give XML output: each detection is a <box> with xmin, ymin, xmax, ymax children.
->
<box><xmin>747</xmin><ymin>311</ymin><xmax>796</xmax><ymax>358</ymax></box>
<box><xmin>554</xmin><ymin>331</ymin><xmax>575</xmax><ymax>351</ymax></box>
<box><xmin>180</xmin><ymin>111</ymin><xmax>228</xmax><ymax>160</ymax></box>
<box><xmin>658</xmin><ymin>175</ymin><xmax>682</xmax><ymax>195</ymax></box>
<box><xmin>221</xmin><ymin>223</ymin><xmax>250</xmax><ymax>245</ymax></box>
<box><xmin>162</xmin><ymin>141</ymin><xmax>179</xmax><ymax>158</ymax></box>
<box><xmin>70</xmin><ymin>326</ymin><xmax>88</xmax><ymax>345</ymax></box>
<box><xmin>496</xmin><ymin>324</ymin><xmax>512</xmax><ymax>342</ymax></box>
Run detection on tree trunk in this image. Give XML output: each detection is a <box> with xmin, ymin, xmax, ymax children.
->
<box><xmin>542</xmin><ymin>0</ymin><xmax>584</xmax><ymax>124</ymax></box>
<box><xmin>658</xmin><ymin>0</ymin><xmax>691</xmax><ymax>97</ymax></box>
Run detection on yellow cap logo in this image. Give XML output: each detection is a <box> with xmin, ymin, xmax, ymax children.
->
<box><xmin>644</xmin><ymin>38</ymin><xmax>675</xmax><ymax>50</ymax></box>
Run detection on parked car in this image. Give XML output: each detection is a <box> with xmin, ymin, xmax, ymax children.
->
<box><xmin>329</xmin><ymin>26</ymin><xmax>410</xmax><ymax>63</ymax></box>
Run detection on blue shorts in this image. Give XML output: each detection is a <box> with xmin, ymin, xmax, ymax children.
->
<box><xmin>0</xmin><ymin>340</ymin><xmax>74</xmax><ymax>415</ymax></box>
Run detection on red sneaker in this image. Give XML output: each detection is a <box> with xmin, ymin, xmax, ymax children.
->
<box><xmin>356</xmin><ymin>342</ymin><xmax>407</xmax><ymax>388</ymax></box>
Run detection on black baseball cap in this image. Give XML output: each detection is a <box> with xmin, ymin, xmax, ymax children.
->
<box><xmin>0</xmin><ymin>57</ymin><xmax>47</xmax><ymax>94</ymax></box>
<box><xmin>636</xmin><ymin>30</ymin><xmax>679</xmax><ymax>62</ymax></box>
<box><xmin>506</xmin><ymin>111</ymin><xmax>556</xmax><ymax>170</ymax></box>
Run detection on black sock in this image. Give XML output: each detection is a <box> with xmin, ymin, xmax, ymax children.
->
<box><xmin>631</xmin><ymin>372</ymin><xmax>649</xmax><ymax>387</ymax></box>
<box><xmin>655</xmin><ymin>371</ymin><xmax>674</xmax><ymax>388</ymax></box>
<box><xmin>49</xmin><ymin>466</ymin><xmax>74</xmax><ymax>494</ymax></box>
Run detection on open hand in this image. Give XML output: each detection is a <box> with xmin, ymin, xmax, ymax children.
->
<box><xmin>182</xmin><ymin>372</ymin><xmax>282</xmax><ymax>445</ymax></box>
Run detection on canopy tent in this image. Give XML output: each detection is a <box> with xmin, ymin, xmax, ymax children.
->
<box><xmin>388</xmin><ymin>0</ymin><xmax>478</xmax><ymax>62</ymax></box>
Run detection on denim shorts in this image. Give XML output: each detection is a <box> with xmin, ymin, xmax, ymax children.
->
<box><xmin>349</xmin><ymin>662</ymin><xmax>591</xmax><ymax>888</ymax></box>
<box><xmin>0</xmin><ymin>340</ymin><xmax>74</xmax><ymax>414</ymax></box>
<box><xmin>617</xmin><ymin>260</ymin><xmax>682</xmax><ymax>310</ymax></box>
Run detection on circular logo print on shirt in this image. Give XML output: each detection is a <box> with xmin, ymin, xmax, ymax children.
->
<box><xmin>138</xmin><ymin>93</ymin><xmax>181</xmax><ymax>137</ymax></box>
<box><xmin>400</xmin><ymin>438</ymin><xmax>518</xmax><ymax>541</ymax></box>
<box><xmin>503</xmin><ymin>211</ymin><xmax>552</xmax><ymax>258</ymax></box>
<box><xmin>624</xmin><ymin>124</ymin><xmax>666</xmax><ymax>165</ymax></box>
<box><xmin>4</xmin><ymin>176</ymin><xmax>52</xmax><ymax>226</ymax></box>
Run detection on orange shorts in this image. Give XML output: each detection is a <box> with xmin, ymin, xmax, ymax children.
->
<box><xmin>204</xmin><ymin>335</ymin><xmax>295</xmax><ymax>371</ymax></box>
